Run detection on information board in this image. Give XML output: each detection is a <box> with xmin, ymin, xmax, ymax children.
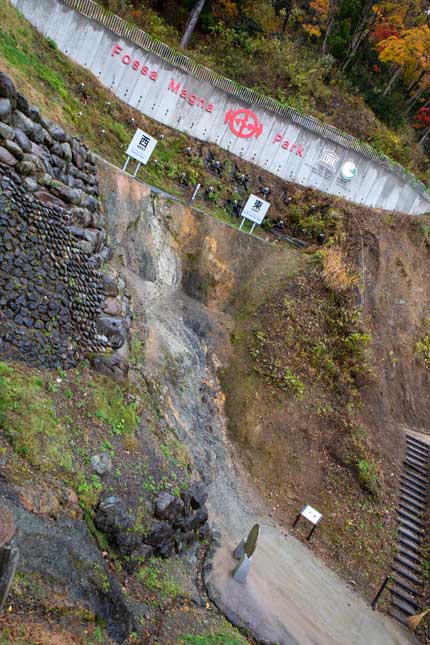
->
<box><xmin>126</xmin><ymin>129</ymin><xmax>157</xmax><ymax>165</ymax></box>
<box><xmin>241</xmin><ymin>194</ymin><xmax>271</xmax><ymax>225</ymax></box>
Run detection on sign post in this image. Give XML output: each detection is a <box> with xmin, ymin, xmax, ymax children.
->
<box><xmin>292</xmin><ymin>504</ymin><xmax>323</xmax><ymax>541</ymax></box>
<box><xmin>239</xmin><ymin>194</ymin><xmax>271</xmax><ymax>234</ymax></box>
<box><xmin>123</xmin><ymin>129</ymin><xmax>158</xmax><ymax>176</ymax></box>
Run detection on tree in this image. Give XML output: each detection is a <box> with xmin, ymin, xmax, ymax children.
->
<box><xmin>377</xmin><ymin>24</ymin><xmax>430</xmax><ymax>111</ymax></box>
<box><xmin>272</xmin><ymin>0</ymin><xmax>295</xmax><ymax>32</ymax></box>
<box><xmin>180</xmin><ymin>0</ymin><xmax>208</xmax><ymax>49</ymax></box>
<box><xmin>414</xmin><ymin>105</ymin><xmax>430</xmax><ymax>143</ymax></box>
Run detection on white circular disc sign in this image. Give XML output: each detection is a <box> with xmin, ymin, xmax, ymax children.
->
<box><xmin>341</xmin><ymin>161</ymin><xmax>357</xmax><ymax>181</ymax></box>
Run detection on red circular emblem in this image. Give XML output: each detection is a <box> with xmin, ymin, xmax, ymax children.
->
<box><xmin>224</xmin><ymin>108</ymin><xmax>263</xmax><ymax>139</ymax></box>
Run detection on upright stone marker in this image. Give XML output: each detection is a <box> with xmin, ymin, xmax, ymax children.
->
<box><xmin>232</xmin><ymin>524</ymin><xmax>259</xmax><ymax>584</ymax></box>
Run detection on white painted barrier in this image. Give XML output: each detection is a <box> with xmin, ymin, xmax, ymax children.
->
<box><xmin>11</xmin><ymin>0</ymin><xmax>430</xmax><ymax>215</ymax></box>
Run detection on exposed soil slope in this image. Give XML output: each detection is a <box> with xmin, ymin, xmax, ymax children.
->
<box><xmin>222</xmin><ymin>205</ymin><xmax>430</xmax><ymax>601</ymax></box>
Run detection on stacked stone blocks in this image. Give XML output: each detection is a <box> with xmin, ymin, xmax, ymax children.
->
<box><xmin>0</xmin><ymin>71</ymin><xmax>131</xmax><ymax>372</ymax></box>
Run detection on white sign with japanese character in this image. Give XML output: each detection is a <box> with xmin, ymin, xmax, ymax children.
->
<box><xmin>242</xmin><ymin>194</ymin><xmax>271</xmax><ymax>225</ymax></box>
<box><xmin>126</xmin><ymin>128</ymin><xmax>157</xmax><ymax>165</ymax></box>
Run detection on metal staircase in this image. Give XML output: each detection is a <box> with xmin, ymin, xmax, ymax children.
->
<box><xmin>389</xmin><ymin>434</ymin><xmax>429</xmax><ymax>625</ymax></box>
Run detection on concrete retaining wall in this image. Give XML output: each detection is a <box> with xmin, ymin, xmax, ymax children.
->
<box><xmin>12</xmin><ymin>0</ymin><xmax>430</xmax><ymax>215</ymax></box>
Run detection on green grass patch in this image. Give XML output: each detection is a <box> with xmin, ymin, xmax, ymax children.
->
<box><xmin>180</xmin><ymin>630</ymin><xmax>248</xmax><ymax>645</ymax></box>
<box><xmin>0</xmin><ymin>362</ymin><xmax>74</xmax><ymax>472</ymax></box>
<box><xmin>0</xmin><ymin>361</ymin><xmax>140</xmax><ymax>509</ymax></box>
<box><xmin>92</xmin><ymin>380</ymin><xmax>139</xmax><ymax>437</ymax></box>
<box><xmin>136</xmin><ymin>557</ymin><xmax>183</xmax><ymax>601</ymax></box>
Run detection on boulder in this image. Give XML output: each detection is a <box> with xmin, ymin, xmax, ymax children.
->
<box><xmin>154</xmin><ymin>491</ymin><xmax>184</xmax><ymax>522</ymax></box>
<box><xmin>29</xmin><ymin>105</ymin><xmax>41</xmax><ymax>123</ymax></box>
<box><xmin>92</xmin><ymin>352</ymin><xmax>129</xmax><ymax>382</ymax></box>
<box><xmin>14</xmin><ymin>129</ymin><xmax>32</xmax><ymax>153</ymax></box>
<box><xmin>184</xmin><ymin>506</ymin><xmax>209</xmax><ymax>532</ymax></box>
<box><xmin>91</xmin><ymin>451</ymin><xmax>112</xmax><ymax>476</ymax></box>
<box><xmin>115</xmin><ymin>531</ymin><xmax>142</xmax><ymax>556</ymax></box>
<box><xmin>199</xmin><ymin>522</ymin><xmax>211</xmax><ymax>540</ymax></box>
<box><xmin>48</xmin><ymin>122</ymin><xmax>67</xmax><ymax>142</ymax></box>
<box><xmin>98</xmin><ymin>246</ymin><xmax>113</xmax><ymax>263</ymax></box>
<box><xmin>102</xmin><ymin>274</ymin><xmax>120</xmax><ymax>297</ymax></box>
<box><xmin>51</xmin><ymin>182</ymin><xmax>82</xmax><ymax>205</ymax></box>
<box><xmin>97</xmin><ymin>316</ymin><xmax>128</xmax><ymax>350</ymax></box>
<box><xmin>61</xmin><ymin>488</ymin><xmax>82</xmax><ymax>519</ymax></box>
<box><xmin>38</xmin><ymin>173</ymin><xmax>53</xmax><ymax>187</ymax></box>
<box><xmin>0</xmin><ymin>146</ymin><xmax>17</xmax><ymax>166</ymax></box>
<box><xmin>70</xmin><ymin>206</ymin><xmax>92</xmax><ymax>227</ymax></box>
<box><xmin>124</xmin><ymin>545</ymin><xmax>154</xmax><ymax>574</ymax></box>
<box><xmin>23</xmin><ymin>177</ymin><xmax>38</xmax><ymax>193</ymax></box>
<box><xmin>81</xmin><ymin>194</ymin><xmax>99</xmax><ymax>212</ymax></box>
<box><xmin>16</xmin><ymin>92</ymin><xmax>30</xmax><ymax>115</ymax></box>
<box><xmin>4</xmin><ymin>139</ymin><xmax>24</xmax><ymax>160</ymax></box>
<box><xmin>31</xmin><ymin>123</ymin><xmax>45</xmax><ymax>144</ymax></box>
<box><xmin>103</xmin><ymin>297</ymin><xmax>122</xmax><ymax>316</ymax></box>
<box><xmin>90</xmin><ymin>211</ymin><xmax>105</xmax><ymax>230</ymax></box>
<box><xmin>30</xmin><ymin>141</ymin><xmax>45</xmax><ymax>159</ymax></box>
<box><xmin>77</xmin><ymin>240</ymin><xmax>95</xmax><ymax>255</ymax></box>
<box><xmin>17</xmin><ymin>484</ymin><xmax>60</xmax><ymax>517</ymax></box>
<box><xmin>188</xmin><ymin>482</ymin><xmax>209</xmax><ymax>510</ymax></box>
<box><xmin>61</xmin><ymin>141</ymin><xmax>72</xmax><ymax>162</ymax></box>
<box><xmin>33</xmin><ymin>190</ymin><xmax>66</xmax><ymax>209</ymax></box>
<box><xmin>144</xmin><ymin>521</ymin><xmax>173</xmax><ymax>548</ymax></box>
<box><xmin>13</xmin><ymin>110</ymin><xmax>35</xmax><ymax>136</ymax></box>
<box><xmin>94</xmin><ymin>496</ymin><xmax>134</xmax><ymax>535</ymax></box>
<box><xmin>0</xmin><ymin>98</ymin><xmax>12</xmax><ymax>121</ymax></box>
<box><xmin>0</xmin><ymin>72</ymin><xmax>17</xmax><ymax>105</ymax></box>
<box><xmin>0</xmin><ymin>122</ymin><xmax>15</xmax><ymax>140</ymax></box>
<box><xmin>16</xmin><ymin>159</ymin><xmax>37</xmax><ymax>176</ymax></box>
<box><xmin>158</xmin><ymin>540</ymin><xmax>176</xmax><ymax>559</ymax></box>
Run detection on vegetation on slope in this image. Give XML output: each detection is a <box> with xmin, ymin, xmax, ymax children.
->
<box><xmin>221</xmin><ymin>244</ymin><xmax>396</xmax><ymax>595</ymax></box>
<box><xmin>220</xmin><ymin>205</ymin><xmax>430</xmax><ymax>602</ymax></box>
<box><xmin>0</xmin><ymin>349</ymin><xmax>251</xmax><ymax>643</ymax></box>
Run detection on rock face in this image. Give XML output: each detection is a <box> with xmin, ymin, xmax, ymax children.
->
<box><xmin>0</xmin><ymin>489</ymin><xmax>136</xmax><ymax>642</ymax></box>
<box><xmin>0</xmin><ymin>72</ymin><xmax>131</xmax><ymax>371</ymax></box>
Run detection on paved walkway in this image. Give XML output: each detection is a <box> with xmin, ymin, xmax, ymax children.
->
<box><xmin>206</xmin><ymin>525</ymin><xmax>418</xmax><ymax>645</ymax></box>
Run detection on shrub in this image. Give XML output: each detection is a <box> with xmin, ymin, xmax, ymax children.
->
<box><xmin>320</xmin><ymin>246</ymin><xmax>358</xmax><ymax>293</ymax></box>
<box><xmin>357</xmin><ymin>458</ymin><xmax>380</xmax><ymax>498</ymax></box>
<box><xmin>415</xmin><ymin>316</ymin><xmax>430</xmax><ymax>368</ymax></box>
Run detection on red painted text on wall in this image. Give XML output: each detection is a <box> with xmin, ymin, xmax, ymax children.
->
<box><xmin>111</xmin><ymin>44</ymin><xmax>159</xmax><ymax>80</ymax></box>
<box><xmin>168</xmin><ymin>79</ymin><xmax>214</xmax><ymax>112</ymax></box>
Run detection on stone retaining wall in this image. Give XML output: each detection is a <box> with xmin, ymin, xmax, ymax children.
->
<box><xmin>0</xmin><ymin>72</ymin><xmax>130</xmax><ymax>373</ymax></box>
